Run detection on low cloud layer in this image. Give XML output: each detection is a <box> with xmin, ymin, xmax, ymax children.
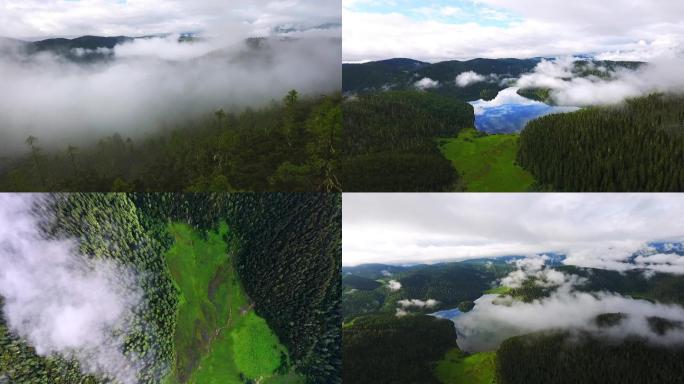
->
<box><xmin>343</xmin><ymin>194</ymin><xmax>684</xmax><ymax>266</ymax></box>
<box><xmin>455</xmin><ymin>71</ymin><xmax>490</xmax><ymax>87</ymax></box>
<box><xmin>414</xmin><ymin>77</ymin><xmax>439</xmax><ymax>90</ymax></box>
<box><xmin>455</xmin><ymin>260</ymin><xmax>684</xmax><ymax>352</ymax></box>
<box><xmin>0</xmin><ymin>195</ymin><xmax>143</xmax><ymax>383</ymax></box>
<box><xmin>0</xmin><ymin>34</ymin><xmax>341</xmax><ymax>153</ymax></box>
<box><xmin>387</xmin><ymin>280</ymin><xmax>402</xmax><ymax>291</ymax></box>
<box><xmin>517</xmin><ymin>57</ymin><xmax>684</xmax><ymax>106</ymax></box>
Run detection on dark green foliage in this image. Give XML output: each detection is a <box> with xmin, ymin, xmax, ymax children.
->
<box><xmin>342</xmin><ymin>91</ymin><xmax>473</xmax><ymax>191</ymax></box>
<box><xmin>342</xmin><ymin>290</ymin><xmax>386</xmax><ymax>321</ymax></box>
<box><xmin>49</xmin><ymin>194</ymin><xmax>178</xmax><ymax>384</ymax></box>
<box><xmin>457</xmin><ymin>301</ymin><xmax>475</xmax><ymax>312</ymax></box>
<box><xmin>343</xmin><ymin>314</ymin><xmax>457</xmax><ymax>384</ymax></box>
<box><xmin>518</xmin><ymin>93</ymin><xmax>684</xmax><ymax>191</ymax></box>
<box><xmin>595</xmin><ymin>313</ymin><xmax>626</xmax><ymax>328</ymax></box>
<box><xmin>343</xmin><ymin>58</ymin><xmax>541</xmax><ymax>102</ymax></box>
<box><xmin>131</xmin><ymin>193</ymin><xmax>342</xmax><ymax>384</ymax></box>
<box><xmin>0</xmin><ymin>194</ymin><xmax>178</xmax><ymax>384</ymax></box>
<box><xmin>0</xmin><ymin>93</ymin><xmax>342</xmax><ymax>192</ymax></box>
<box><xmin>397</xmin><ymin>264</ymin><xmax>494</xmax><ymax>309</ymax></box>
<box><xmin>342</xmin><ymin>275</ymin><xmax>382</xmax><ymax>290</ymax></box>
<box><xmin>0</xmin><ymin>193</ymin><xmax>341</xmax><ymax>384</ymax></box>
<box><xmin>497</xmin><ymin>332</ymin><xmax>684</xmax><ymax>384</ymax></box>
<box><xmin>507</xmin><ymin>277</ymin><xmax>554</xmax><ymax>302</ymax></box>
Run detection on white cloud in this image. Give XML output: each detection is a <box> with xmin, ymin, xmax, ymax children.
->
<box><xmin>343</xmin><ymin>0</ymin><xmax>684</xmax><ymax>62</ymax></box>
<box><xmin>342</xmin><ymin>194</ymin><xmax>684</xmax><ymax>267</ymax></box>
<box><xmin>414</xmin><ymin>77</ymin><xmax>439</xmax><ymax>89</ymax></box>
<box><xmin>0</xmin><ymin>0</ymin><xmax>340</xmax><ymax>39</ymax></box>
<box><xmin>0</xmin><ymin>195</ymin><xmax>143</xmax><ymax>383</ymax></box>
<box><xmin>455</xmin><ymin>71</ymin><xmax>486</xmax><ymax>87</ymax></box>
<box><xmin>516</xmin><ymin>56</ymin><xmax>684</xmax><ymax>106</ymax></box>
<box><xmin>387</xmin><ymin>279</ymin><xmax>402</xmax><ymax>291</ymax></box>
<box><xmin>398</xmin><ymin>298</ymin><xmax>439</xmax><ymax>308</ymax></box>
<box><xmin>456</xmin><ymin>289</ymin><xmax>684</xmax><ymax>352</ymax></box>
<box><xmin>0</xmin><ymin>35</ymin><xmax>341</xmax><ymax>152</ymax></box>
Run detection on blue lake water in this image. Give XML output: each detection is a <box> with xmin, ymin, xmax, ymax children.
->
<box><xmin>430</xmin><ymin>307</ymin><xmax>463</xmax><ymax>320</ymax></box>
<box><xmin>469</xmin><ymin>87</ymin><xmax>579</xmax><ymax>134</ymax></box>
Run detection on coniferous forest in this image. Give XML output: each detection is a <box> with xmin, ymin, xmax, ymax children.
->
<box><xmin>518</xmin><ymin>93</ymin><xmax>684</xmax><ymax>191</ymax></box>
<box><xmin>0</xmin><ymin>193</ymin><xmax>341</xmax><ymax>384</ymax></box>
<box><xmin>0</xmin><ymin>92</ymin><xmax>341</xmax><ymax>193</ymax></box>
<box><xmin>342</xmin><ymin>91</ymin><xmax>473</xmax><ymax>191</ymax></box>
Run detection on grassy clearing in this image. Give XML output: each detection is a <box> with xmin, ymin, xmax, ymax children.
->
<box><xmin>435</xmin><ymin>348</ymin><xmax>497</xmax><ymax>384</ymax></box>
<box><xmin>163</xmin><ymin>223</ymin><xmax>298</xmax><ymax>384</ymax></box>
<box><xmin>485</xmin><ymin>286</ymin><xmax>512</xmax><ymax>295</ymax></box>
<box><xmin>439</xmin><ymin>128</ymin><xmax>535</xmax><ymax>192</ymax></box>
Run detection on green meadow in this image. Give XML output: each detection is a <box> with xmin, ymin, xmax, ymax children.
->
<box><xmin>439</xmin><ymin>128</ymin><xmax>535</xmax><ymax>192</ymax></box>
<box><xmin>436</xmin><ymin>348</ymin><xmax>497</xmax><ymax>384</ymax></box>
<box><xmin>163</xmin><ymin>223</ymin><xmax>301</xmax><ymax>384</ymax></box>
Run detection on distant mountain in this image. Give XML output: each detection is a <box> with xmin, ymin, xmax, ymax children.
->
<box><xmin>343</xmin><ymin>57</ymin><xmax>644</xmax><ymax>102</ymax></box>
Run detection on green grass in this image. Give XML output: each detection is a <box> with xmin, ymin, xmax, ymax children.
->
<box><xmin>439</xmin><ymin>128</ymin><xmax>535</xmax><ymax>192</ymax></box>
<box><xmin>163</xmin><ymin>223</ymin><xmax>300</xmax><ymax>384</ymax></box>
<box><xmin>435</xmin><ymin>348</ymin><xmax>497</xmax><ymax>384</ymax></box>
<box><xmin>485</xmin><ymin>286</ymin><xmax>512</xmax><ymax>295</ymax></box>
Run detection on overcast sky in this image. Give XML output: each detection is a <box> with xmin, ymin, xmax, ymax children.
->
<box><xmin>343</xmin><ymin>0</ymin><xmax>684</xmax><ymax>62</ymax></box>
<box><xmin>0</xmin><ymin>0</ymin><xmax>340</xmax><ymax>40</ymax></box>
<box><xmin>343</xmin><ymin>194</ymin><xmax>684</xmax><ymax>267</ymax></box>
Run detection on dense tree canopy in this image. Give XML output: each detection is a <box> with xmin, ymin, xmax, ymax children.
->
<box><xmin>342</xmin><ymin>91</ymin><xmax>473</xmax><ymax>191</ymax></box>
<box><xmin>518</xmin><ymin>93</ymin><xmax>684</xmax><ymax>191</ymax></box>
<box><xmin>0</xmin><ymin>92</ymin><xmax>341</xmax><ymax>192</ymax></box>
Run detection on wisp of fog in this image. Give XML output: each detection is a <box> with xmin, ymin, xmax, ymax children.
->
<box><xmin>455</xmin><ymin>255</ymin><xmax>684</xmax><ymax>353</ymax></box>
<box><xmin>0</xmin><ymin>33</ymin><xmax>341</xmax><ymax>154</ymax></box>
<box><xmin>516</xmin><ymin>56</ymin><xmax>684</xmax><ymax>106</ymax></box>
<box><xmin>0</xmin><ymin>194</ymin><xmax>143</xmax><ymax>383</ymax></box>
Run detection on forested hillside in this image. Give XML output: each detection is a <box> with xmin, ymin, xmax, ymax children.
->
<box><xmin>0</xmin><ymin>92</ymin><xmax>341</xmax><ymax>192</ymax></box>
<box><xmin>343</xmin><ymin>314</ymin><xmax>457</xmax><ymax>384</ymax></box>
<box><xmin>342</xmin><ymin>91</ymin><xmax>473</xmax><ymax>191</ymax></box>
<box><xmin>343</xmin><ymin>58</ymin><xmax>541</xmax><ymax>101</ymax></box>
<box><xmin>0</xmin><ymin>193</ymin><xmax>341</xmax><ymax>384</ymax></box>
<box><xmin>518</xmin><ymin>93</ymin><xmax>684</xmax><ymax>191</ymax></box>
<box><xmin>497</xmin><ymin>332</ymin><xmax>684</xmax><ymax>384</ymax></box>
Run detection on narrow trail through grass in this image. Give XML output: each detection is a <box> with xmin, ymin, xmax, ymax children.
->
<box><xmin>163</xmin><ymin>223</ymin><xmax>301</xmax><ymax>384</ymax></box>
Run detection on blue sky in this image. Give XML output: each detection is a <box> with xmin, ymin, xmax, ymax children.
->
<box><xmin>346</xmin><ymin>0</ymin><xmax>520</xmax><ymax>28</ymax></box>
<box><xmin>343</xmin><ymin>0</ymin><xmax>684</xmax><ymax>62</ymax></box>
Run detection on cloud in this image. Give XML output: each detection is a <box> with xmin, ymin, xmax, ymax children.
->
<box><xmin>342</xmin><ymin>194</ymin><xmax>684</xmax><ymax>266</ymax></box>
<box><xmin>0</xmin><ymin>0</ymin><xmax>341</xmax><ymax>40</ymax></box>
<box><xmin>456</xmin><ymin>289</ymin><xmax>684</xmax><ymax>352</ymax></box>
<box><xmin>516</xmin><ymin>57</ymin><xmax>684</xmax><ymax>106</ymax></box>
<box><xmin>414</xmin><ymin>77</ymin><xmax>439</xmax><ymax>89</ymax></box>
<box><xmin>398</xmin><ymin>298</ymin><xmax>439</xmax><ymax>309</ymax></box>
<box><xmin>0</xmin><ymin>35</ymin><xmax>341</xmax><ymax>153</ymax></box>
<box><xmin>455</xmin><ymin>71</ymin><xmax>486</xmax><ymax>87</ymax></box>
<box><xmin>0</xmin><ymin>194</ymin><xmax>143</xmax><ymax>383</ymax></box>
<box><xmin>343</xmin><ymin>0</ymin><xmax>684</xmax><ymax>62</ymax></box>
<box><xmin>387</xmin><ymin>280</ymin><xmax>402</xmax><ymax>291</ymax></box>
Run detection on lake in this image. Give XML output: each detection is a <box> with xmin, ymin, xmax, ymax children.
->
<box><xmin>469</xmin><ymin>87</ymin><xmax>579</xmax><ymax>134</ymax></box>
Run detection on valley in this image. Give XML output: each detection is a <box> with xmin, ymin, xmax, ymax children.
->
<box><xmin>342</xmin><ymin>57</ymin><xmax>684</xmax><ymax>192</ymax></box>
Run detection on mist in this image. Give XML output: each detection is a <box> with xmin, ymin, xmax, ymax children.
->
<box><xmin>455</xmin><ymin>257</ymin><xmax>684</xmax><ymax>353</ymax></box>
<box><xmin>0</xmin><ymin>194</ymin><xmax>143</xmax><ymax>383</ymax></box>
<box><xmin>516</xmin><ymin>56</ymin><xmax>684</xmax><ymax>106</ymax></box>
<box><xmin>0</xmin><ymin>33</ymin><xmax>341</xmax><ymax>154</ymax></box>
